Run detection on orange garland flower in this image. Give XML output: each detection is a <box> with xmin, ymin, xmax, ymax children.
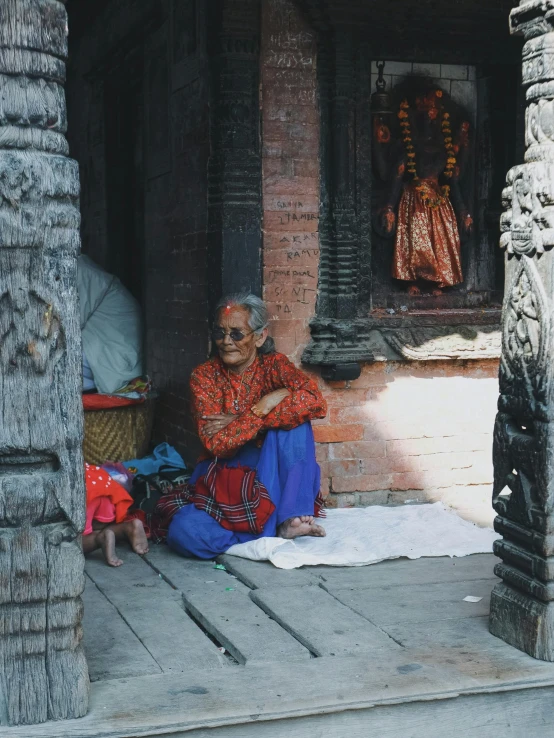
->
<box><xmin>397</xmin><ymin>95</ymin><xmax>462</xmax><ymax>187</ymax></box>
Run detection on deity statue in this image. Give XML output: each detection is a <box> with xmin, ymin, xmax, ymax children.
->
<box><xmin>372</xmin><ymin>77</ymin><xmax>473</xmax><ymax>296</ymax></box>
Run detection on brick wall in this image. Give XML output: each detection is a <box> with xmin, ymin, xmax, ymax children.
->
<box><xmin>261</xmin><ymin>0</ymin><xmax>320</xmax><ymax>361</ymax></box>
<box><xmin>261</xmin><ymin>0</ymin><xmax>499</xmax><ymax>526</ymax></box>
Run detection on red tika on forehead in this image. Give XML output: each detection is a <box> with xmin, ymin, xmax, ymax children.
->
<box><xmin>225</xmin><ymin>304</ymin><xmax>232</xmax><ymax>313</ymax></box>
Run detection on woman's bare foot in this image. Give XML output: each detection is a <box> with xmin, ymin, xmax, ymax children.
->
<box><xmin>125</xmin><ymin>518</ymin><xmax>149</xmax><ymax>555</ymax></box>
<box><xmin>97</xmin><ymin>528</ymin><xmax>123</xmax><ymax>567</ymax></box>
<box><xmin>407</xmin><ymin>285</ymin><xmax>421</xmax><ymax>296</ymax></box>
<box><xmin>277</xmin><ymin>515</ymin><xmax>326</xmax><ymax>540</ymax></box>
<box><xmin>431</xmin><ymin>288</ymin><xmax>443</xmax><ymax>296</ymax></box>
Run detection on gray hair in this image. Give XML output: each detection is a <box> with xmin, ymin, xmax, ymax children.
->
<box><xmin>214</xmin><ymin>292</ymin><xmax>276</xmax><ymax>354</ymax></box>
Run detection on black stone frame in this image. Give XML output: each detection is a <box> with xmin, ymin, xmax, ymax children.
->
<box><xmin>295</xmin><ymin>2</ymin><xmax>520</xmax><ymax>376</ymax></box>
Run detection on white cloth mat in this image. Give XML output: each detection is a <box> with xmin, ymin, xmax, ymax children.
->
<box><xmin>225</xmin><ymin>502</ymin><xmax>500</xmax><ymax>570</ymax></box>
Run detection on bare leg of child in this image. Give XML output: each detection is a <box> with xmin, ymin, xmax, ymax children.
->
<box><xmin>109</xmin><ymin>518</ymin><xmax>149</xmax><ymax>555</ymax></box>
<box><xmin>82</xmin><ymin>528</ymin><xmax>123</xmax><ymax>567</ymax></box>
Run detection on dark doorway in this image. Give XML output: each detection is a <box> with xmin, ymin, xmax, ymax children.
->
<box><xmin>104</xmin><ymin>48</ymin><xmax>145</xmax><ymax>304</ymax></box>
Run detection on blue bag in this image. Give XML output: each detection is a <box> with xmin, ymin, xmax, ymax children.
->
<box><xmin>122</xmin><ymin>442</ymin><xmax>186</xmax><ymax>476</ymax></box>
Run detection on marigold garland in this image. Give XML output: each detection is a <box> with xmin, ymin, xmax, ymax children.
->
<box><xmin>397</xmin><ymin>94</ymin><xmax>459</xmax><ymax>191</ymax></box>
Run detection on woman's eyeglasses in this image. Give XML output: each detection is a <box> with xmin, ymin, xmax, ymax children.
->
<box><xmin>211</xmin><ymin>328</ymin><xmax>254</xmax><ymax>343</ymax></box>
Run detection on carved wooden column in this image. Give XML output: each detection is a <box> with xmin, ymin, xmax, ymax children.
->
<box><xmin>0</xmin><ymin>0</ymin><xmax>89</xmax><ymax>724</ymax></box>
<box><xmin>490</xmin><ymin>0</ymin><xmax>554</xmax><ymax>660</ymax></box>
<box><xmin>207</xmin><ymin>0</ymin><xmax>262</xmax><ymax>306</ymax></box>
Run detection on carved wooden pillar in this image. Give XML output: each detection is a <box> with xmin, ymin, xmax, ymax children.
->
<box><xmin>207</xmin><ymin>0</ymin><xmax>262</xmax><ymax>307</ymax></box>
<box><xmin>490</xmin><ymin>0</ymin><xmax>554</xmax><ymax>660</ymax></box>
<box><xmin>329</xmin><ymin>29</ymin><xmax>358</xmax><ymax>320</ymax></box>
<box><xmin>0</xmin><ymin>0</ymin><xmax>89</xmax><ymax>724</ymax></box>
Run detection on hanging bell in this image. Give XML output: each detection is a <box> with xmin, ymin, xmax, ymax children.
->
<box><xmin>371</xmin><ymin>61</ymin><xmax>392</xmax><ymax>115</ymax></box>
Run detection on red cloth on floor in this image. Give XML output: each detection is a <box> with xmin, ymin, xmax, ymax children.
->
<box><xmin>84</xmin><ymin>463</ymin><xmax>134</xmax><ymax>535</ymax></box>
<box><xmin>83</xmin><ymin>394</ymin><xmax>144</xmax><ymax>411</ymax></box>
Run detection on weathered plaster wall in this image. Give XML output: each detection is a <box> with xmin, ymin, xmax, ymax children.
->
<box><xmin>261</xmin><ymin>0</ymin><xmax>500</xmax><ymax>524</ymax></box>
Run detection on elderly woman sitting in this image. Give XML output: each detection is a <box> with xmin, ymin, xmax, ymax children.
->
<box><xmin>167</xmin><ymin>293</ymin><xmax>327</xmax><ymax>559</ymax></box>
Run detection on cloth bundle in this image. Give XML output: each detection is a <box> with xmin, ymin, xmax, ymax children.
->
<box><xmin>144</xmin><ymin>461</ymin><xmax>274</xmax><ymax>543</ymax></box>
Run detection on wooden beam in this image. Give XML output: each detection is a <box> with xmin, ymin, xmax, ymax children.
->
<box><xmin>0</xmin><ymin>0</ymin><xmax>89</xmax><ymax>725</ymax></box>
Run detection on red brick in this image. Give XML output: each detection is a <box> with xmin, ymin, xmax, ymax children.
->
<box><xmin>363</xmin><ymin>456</ymin><xmax>420</xmax><ymax>475</ymax></box>
<box><xmin>264</xmin><ymin>195</ymin><xmax>319</xmax><ymax>213</ymax></box>
<box><xmin>321</xmin><ymin>389</ymin><xmax>368</xmax><ymax>407</ymax></box>
<box><xmin>268</xmin><ymin>317</ymin><xmax>305</xmax><ymax>337</ymax></box>
<box><xmin>264</xmin><ymin>266</ymin><xmax>318</xmax><ymax>287</ymax></box>
<box><xmin>263</xmin><ymin>68</ymin><xmax>317</xmax><ymax>89</ymax></box>
<box><xmin>391</xmin><ymin>472</ymin><xmax>427</xmax><ymax>491</ymax></box>
<box><xmin>274</xmin><ymin>336</ymin><xmax>298</xmax><ymax>356</ymax></box>
<box><xmin>329</xmin><ymin>441</ymin><xmax>387</xmax><ymax>460</ymax></box>
<box><xmin>263</xmin><ymin>158</ymin><xmax>294</xmax><ymax>179</ymax></box>
<box><xmin>264</xmin><ymin>285</ymin><xmax>317</xmax><ymax>305</ymax></box>
<box><xmin>323</xmin><ymin>381</ymin><xmax>347</xmax><ymax>390</ymax></box>
<box><xmin>265</xmin><ymin>299</ymin><xmax>316</xmax><ymax>320</ymax></box>
<box><xmin>313</xmin><ymin>425</ymin><xmax>364</xmax><ymax>443</ymax></box>
<box><xmin>264</xmin><ymin>50</ymin><xmax>315</xmax><ymax>71</ymax></box>
<box><xmin>263</xmin><ymin>120</ymin><xmax>318</xmax><ymax>142</ymax></box>
<box><xmin>311</xmin><ymin>416</ymin><xmax>330</xmax><ymax>426</ymax></box>
<box><xmin>315</xmin><ymin>443</ymin><xmax>328</xmax><ymax>462</ymax></box>
<box><xmin>264</xmin><ymin>103</ymin><xmax>319</xmax><ymax>124</ymax></box>
<box><xmin>264</xmin><ymin>85</ymin><xmax>317</xmax><ymax>107</ymax></box>
<box><xmin>386</xmin><ymin>434</ymin><xmax>492</xmax><ymax>457</ymax></box>
<box><xmin>332</xmin><ymin>474</ymin><xmax>394</xmax><ymax>493</ymax></box>
<box><xmin>263</xmin><ymin>231</ymin><xmax>319</xmax><ymax>249</ymax></box>
<box><xmin>330</xmin><ymin>406</ymin><xmax>373</xmax><ymax>424</ymax></box>
<box><xmin>263</xmin><ymin>138</ymin><xmax>319</xmax><ymax>159</ymax></box>
<box><xmin>263</xmin><ymin>175</ymin><xmax>319</xmax><ymax>196</ymax></box>
<box><xmin>417</xmin><ymin>451</ymin><xmax>486</xmax><ymax>471</ymax></box>
<box><xmin>328</xmin><ymin>460</ymin><xmax>363</xmax><ymax>477</ymax></box>
<box><xmin>264</xmin><ymin>211</ymin><xmax>319</xmax><ymax>232</ymax></box>
<box><xmin>292</xmin><ymin>158</ymin><xmax>320</xmax><ymax>178</ymax></box>
<box><xmin>347</xmin><ymin>364</ymin><xmax>389</xmax><ymax>388</ymax></box>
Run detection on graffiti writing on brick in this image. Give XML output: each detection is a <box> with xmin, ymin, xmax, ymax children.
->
<box><xmin>279</xmin><ymin>233</ymin><xmax>318</xmax><ymax>243</ymax></box>
<box><xmin>278</xmin><ymin>212</ymin><xmax>318</xmax><ymax>225</ymax></box>
<box><xmin>287</xmin><ymin>249</ymin><xmax>319</xmax><ymax>260</ymax></box>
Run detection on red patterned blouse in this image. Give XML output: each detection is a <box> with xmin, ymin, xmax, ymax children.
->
<box><xmin>190</xmin><ymin>352</ymin><xmax>327</xmax><ymax>458</ymax></box>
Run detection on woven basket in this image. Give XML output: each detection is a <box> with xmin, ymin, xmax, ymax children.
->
<box><xmin>83</xmin><ymin>400</ymin><xmax>155</xmax><ymax>466</ymax></box>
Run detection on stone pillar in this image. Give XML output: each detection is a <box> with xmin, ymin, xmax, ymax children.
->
<box><xmin>490</xmin><ymin>0</ymin><xmax>554</xmax><ymax>660</ymax></box>
<box><xmin>0</xmin><ymin>0</ymin><xmax>89</xmax><ymax>724</ymax></box>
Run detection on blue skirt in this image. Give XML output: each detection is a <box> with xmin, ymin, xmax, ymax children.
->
<box><xmin>167</xmin><ymin>423</ymin><xmax>321</xmax><ymax>559</ymax></box>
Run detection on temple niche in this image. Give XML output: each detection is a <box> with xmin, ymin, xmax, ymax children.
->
<box><xmin>370</xmin><ymin>62</ymin><xmax>512</xmax><ymax>311</ymax></box>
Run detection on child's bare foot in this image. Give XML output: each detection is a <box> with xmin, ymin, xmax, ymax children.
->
<box><xmin>125</xmin><ymin>519</ymin><xmax>149</xmax><ymax>555</ymax></box>
<box><xmin>277</xmin><ymin>515</ymin><xmax>326</xmax><ymax>539</ymax></box>
<box><xmin>97</xmin><ymin>528</ymin><xmax>123</xmax><ymax>567</ymax></box>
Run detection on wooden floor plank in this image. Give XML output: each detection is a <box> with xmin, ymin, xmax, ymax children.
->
<box><xmin>383</xmin><ymin>616</ymin><xmax>510</xmax><ymax>651</ymax></box>
<box><xmin>82</xmin><ymin>575</ymin><xmax>161</xmax><ymax>682</ymax></box>
<box><xmin>329</xmin><ymin>578</ymin><xmax>496</xmax><ymax>626</ymax></box>
<box><xmin>218</xmin><ymin>554</ymin><xmax>317</xmax><ymax>589</ymax></box>
<box><xmin>315</xmin><ymin>554</ymin><xmax>497</xmax><ymax>590</ymax></box>
<box><xmin>12</xmin><ymin>648</ymin><xmax>554</xmax><ymax>738</ymax></box>
<box><xmin>250</xmin><ymin>584</ymin><xmax>400</xmax><ymax>656</ymax></box>
<box><xmin>85</xmin><ymin>550</ymin><xmax>228</xmax><ymax>673</ymax></box>
<box><xmin>182</xmin><ymin>583</ymin><xmax>311</xmax><ymax>664</ymax></box>
<box><xmin>144</xmin><ymin>544</ymin><xmax>236</xmax><ymax>594</ymax></box>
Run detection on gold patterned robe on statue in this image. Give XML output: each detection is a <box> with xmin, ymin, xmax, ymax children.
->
<box><xmin>392</xmin><ymin>179</ymin><xmax>463</xmax><ymax>287</ymax></box>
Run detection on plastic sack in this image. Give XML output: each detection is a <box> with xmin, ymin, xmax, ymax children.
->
<box><xmin>122</xmin><ymin>442</ymin><xmax>186</xmax><ymax>476</ymax></box>
<box><xmin>101</xmin><ymin>461</ymin><xmax>134</xmax><ymax>493</ymax></box>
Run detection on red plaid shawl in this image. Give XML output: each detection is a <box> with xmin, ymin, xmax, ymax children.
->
<box><xmin>193</xmin><ymin>461</ymin><xmax>275</xmax><ymax>535</ymax></box>
<box><xmin>141</xmin><ymin>464</ymin><xmax>325</xmax><ymax>543</ymax></box>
